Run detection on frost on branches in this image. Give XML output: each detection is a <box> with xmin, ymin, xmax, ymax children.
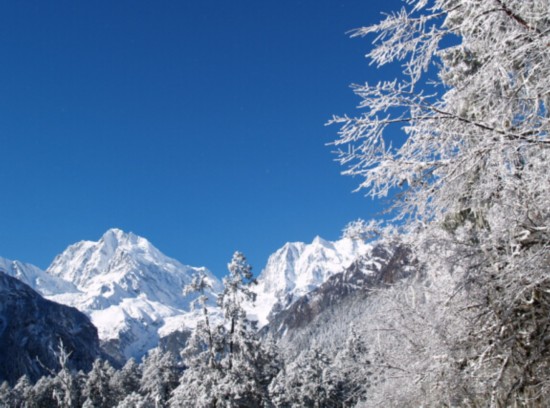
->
<box><xmin>331</xmin><ymin>0</ymin><xmax>550</xmax><ymax>406</ymax></box>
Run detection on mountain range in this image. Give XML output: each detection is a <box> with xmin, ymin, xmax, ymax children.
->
<box><xmin>0</xmin><ymin>228</ymin><xmax>375</xmax><ymax>364</ymax></box>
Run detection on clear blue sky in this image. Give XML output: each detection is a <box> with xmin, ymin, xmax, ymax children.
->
<box><xmin>0</xmin><ymin>0</ymin><xmax>404</xmax><ymax>278</ymax></box>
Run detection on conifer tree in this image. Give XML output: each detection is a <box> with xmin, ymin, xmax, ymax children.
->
<box><xmin>270</xmin><ymin>344</ymin><xmax>335</xmax><ymax>408</ymax></box>
<box><xmin>217</xmin><ymin>251</ymin><xmax>257</xmax><ymax>372</ymax></box>
<box><xmin>172</xmin><ymin>251</ymin><xmax>279</xmax><ymax>407</ymax></box>
<box><xmin>216</xmin><ymin>251</ymin><xmax>276</xmax><ymax>406</ymax></box>
<box><xmin>331</xmin><ymin>326</ymin><xmax>371</xmax><ymax>406</ymax></box>
<box><xmin>29</xmin><ymin>375</ymin><xmax>57</xmax><ymax>408</ymax></box>
<box><xmin>116</xmin><ymin>391</ymin><xmax>155</xmax><ymax>408</ymax></box>
<box><xmin>184</xmin><ymin>270</ymin><xmax>218</xmax><ymax>368</ymax></box>
<box><xmin>12</xmin><ymin>375</ymin><xmax>34</xmax><ymax>407</ymax></box>
<box><xmin>0</xmin><ymin>381</ymin><xmax>12</xmax><ymax>408</ymax></box>
<box><xmin>110</xmin><ymin>358</ymin><xmax>142</xmax><ymax>405</ymax></box>
<box><xmin>51</xmin><ymin>342</ymin><xmax>81</xmax><ymax>408</ymax></box>
<box><xmin>82</xmin><ymin>360</ymin><xmax>116</xmax><ymax>408</ymax></box>
<box><xmin>140</xmin><ymin>349</ymin><xmax>179</xmax><ymax>408</ymax></box>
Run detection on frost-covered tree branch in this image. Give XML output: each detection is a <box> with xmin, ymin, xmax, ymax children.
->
<box><xmin>331</xmin><ymin>0</ymin><xmax>549</xmax><ymax>224</ymax></box>
<box><xmin>332</xmin><ymin>0</ymin><xmax>550</xmax><ymax>405</ymax></box>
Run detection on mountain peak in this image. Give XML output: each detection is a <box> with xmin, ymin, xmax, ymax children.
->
<box><xmin>311</xmin><ymin>235</ymin><xmax>333</xmax><ymax>248</ymax></box>
<box><xmin>248</xmin><ymin>235</ymin><xmax>371</xmax><ymax>326</ymax></box>
<box><xmin>99</xmin><ymin>228</ymin><xmax>143</xmax><ymax>249</ymax></box>
<box><xmin>45</xmin><ymin>229</ymin><xmax>221</xmax><ymax>361</ymax></box>
<box><xmin>101</xmin><ymin>227</ymin><xmax>126</xmax><ymax>241</ymax></box>
<box><xmin>47</xmin><ymin>229</ymin><xmax>165</xmax><ymax>289</ymax></box>
<box><xmin>0</xmin><ymin>256</ymin><xmax>77</xmax><ymax>296</ymax></box>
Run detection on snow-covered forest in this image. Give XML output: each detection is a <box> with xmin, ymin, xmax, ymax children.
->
<box><xmin>1</xmin><ymin>0</ymin><xmax>549</xmax><ymax>406</ymax></box>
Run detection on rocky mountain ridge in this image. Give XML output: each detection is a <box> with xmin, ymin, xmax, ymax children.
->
<box><xmin>0</xmin><ymin>271</ymin><xmax>100</xmax><ymax>385</ymax></box>
<box><xmin>261</xmin><ymin>244</ymin><xmax>413</xmax><ymax>339</ymax></box>
<box><xmin>248</xmin><ymin>235</ymin><xmax>372</xmax><ymax>326</ymax></box>
<box><xmin>1</xmin><ymin>228</ymin><xmax>376</xmax><ymax>363</ymax></box>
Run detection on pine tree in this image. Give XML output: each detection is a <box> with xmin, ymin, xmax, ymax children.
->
<box><xmin>170</xmin><ymin>269</ymin><xmax>226</xmax><ymax>407</ymax></box>
<box><xmin>270</xmin><ymin>344</ymin><xmax>335</xmax><ymax>408</ymax></box>
<box><xmin>30</xmin><ymin>375</ymin><xmax>59</xmax><ymax>408</ymax></box>
<box><xmin>0</xmin><ymin>381</ymin><xmax>13</xmax><ymax>408</ymax></box>
<box><xmin>172</xmin><ymin>251</ymin><xmax>280</xmax><ymax>407</ymax></box>
<box><xmin>116</xmin><ymin>391</ymin><xmax>156</xmax><ymax>408</ymax></box>
<box><xmin>331</xmin><ymin>326</ymin><xmax>371</xmax><ymax>406</ymax></box>
<box><xmin>82</xmin><ymin>360</ymin><xmax>116</xmax><ymax>408</ymax></box>
<box><xmin>51</xmin><ymin>342</ymin><xmax>82</xmax><ymax>408</ymax></box>
<box><xmin>169</xmin><ymin>363</ymin><xmax>224</xmax><ymax>407</ymax></box>
<box><xmin>110</xmin><ymin>358</ymin><xmax>142</xmax><ymax>405</ymax></box>
<box><xmin>216</xmin><ymin>251</ymin><xmax>276</xmax><ymax>406</ymax></box>
<box><xmin>183</xmin><ymin>270</ymin><xmax>219</xmax><ymax>369</ymax></box>
<box><xmin>217</xmin><ymin>251</ymin><xmax>257</xmax><ymax>372</ymax></box>
<box><xmin>139</xmin><ymin>349</ymin><xmax>179</xmax><ymax>408</ymax></box>
<box><xmin>12</xmin><ymin>375</ymin><xmax>34</xmax><ymax>408</ymax></box>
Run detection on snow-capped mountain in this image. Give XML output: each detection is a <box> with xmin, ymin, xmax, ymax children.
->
<box><xmin>248</xmin><ymin>235</ymin><xmax>371</xmax><ymax>326</ymax></box>
<box><xmin>0</xmin><ymin>228</ymin><xmax>372</xmax><ymax>362</ymax></box>
<box><xmin>47</xmin><ymin>228</ymin><xmax>220</xmax><ymax>309</ymax></box>
<box><xmin>0</xmin><ymin>229</ymin><xmax>221</xmax><ymax>362</ymax></box>
<box><xmin>262</xmin><ymin>244</ymin><xmax>413</xmax><ymax>342</ymax></box>
<box><xmin>44</xmin><ymin>228</ymin><xmax>222</xmax><ymax>361</ymax></box>
<box><xmin>0</xmin><ymin>256</ymin><xmax>77</xmax><ymax>296</ymax></box>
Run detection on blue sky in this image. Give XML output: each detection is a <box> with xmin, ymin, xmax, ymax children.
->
<box><xmin>0</xmin><ymin>0</ymin><xmax>404</xmax><ymax>278</ymax></box>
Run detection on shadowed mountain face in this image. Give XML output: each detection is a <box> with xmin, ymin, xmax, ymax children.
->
<box><xmin>0</xmin><ymin>272</ymin><xmax>100</xmax><ymax>385</ymax></box>
<box><xmin>261</xmin><ymin>244</ymin><xmax>413</xmax><ymax>338</ymax></box>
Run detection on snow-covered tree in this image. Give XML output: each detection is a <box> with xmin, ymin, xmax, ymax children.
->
<box><xmin>270</xmin><ymin>344</ymin><xmax>336</xmax><ymax>408</ymax></box>
<box><xmin>332</xmin><ymin>0</ymin><xmax>550</xmax><ymax>405</ymax></box>
<box><xmin>217</xmin><ymin>251</ymin><xmax>257</xmax><ymax>371</ymax></box>
<box><xmin>216</xmin><ymin>251</ymin><xmax>277</xmax><ymax>406</ymax></box>
<box><xmin>169</xmin><ymin>363</ymin><xmax>224</xmax><ymax>407</ymax></box>
<box><xmin>30</xmin><ymin>375</ymin><xmax>59</xmax><ymax>408</ymax></box>
<box><xmin>82</xmin><ymin>360</ymin><xmax>116</xmax><ymax>408</ymax></box>
<box><xmin>11</xmin><ymin>375</ymin><xmax>34</xmax><ymax>407</ymax></box>
<box><xmin>50</xmin><ymin>342</ymin><xmax>82</xmax><ymax>408</ymax></box>
<box><xmin>172</xmin><ymin>251</ymin><xmax>279</xmax><ymax>407</ymax></box>
<box><xmin>330</xmin><ymin>326</ymin><xmax>372</xmax><ymax>406</ymax></box>
<box><xmin>183</xmin><ymin>270</ymin><xmax>219</xmax><ymax>369</ymax></box>
<box><xmin>170</xmin><ymin>270</ymin><xmax>226</xmax><ymax>407</ymax></box>
<box><xmin>140</xmin><ymin>349</ymin><xmax>179</xmax><ymax>408</ymax></box>
<box><xmin>0</xmin><ymin>382</ymin><xmax>12</xmax><ymax>407</ymax></box>
<box><xmin>110</xmin><ymin>358</ymin><xmax>142</xmax><ymax>405</ymax></box>
<box><xmin>116</xmin><ymin>391</ymin><xmax>156</xmax><ymax>408</ymax></box>
<box><xmin>342</xmin><ymin>219</ymin><xmax>382</xmax><ymax>242</ymax></box>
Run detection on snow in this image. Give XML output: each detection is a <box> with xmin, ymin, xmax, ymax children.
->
<box><xmin>6</xmin><ymin>228</ymin><xmax>221</xmax><ymax>361</ymax></box>
<box><xmin>248</xmin><ymin>236</ymin><xmax>371</xmax><ymax>327</ymax></box>
<box><xmin>90</xmin><ymin>296</ymin><xmax>180</xmax><ymax>339</ymax></box>
<box><xmin>0</xmin><ymin>256</ymin><xmax>78</xmax><ymax>296</ymax></box>
<box><xmin>1</xmin><ymin>228</ymin><xmax>370</xmax><ymax>360</ymax></box>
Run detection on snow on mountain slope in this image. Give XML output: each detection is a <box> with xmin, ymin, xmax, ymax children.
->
<box><xmin>0</xmin><ymin>256</ymin><xmax>77</xmax><ymax>296</ymax></box>
<box><xmin>1</xmin><ymin>229</ymin><xmax>370</xmax><ymax>360</ymax></box>
<box><xmin>248</xmin><ymin>235</ymin><xmax>371</xmax><ymax>326</ymax></box>
<box><xmin>45</xmin><ymin>228</ymin><xmax>222</xmax><ymax>361</ymax></box>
